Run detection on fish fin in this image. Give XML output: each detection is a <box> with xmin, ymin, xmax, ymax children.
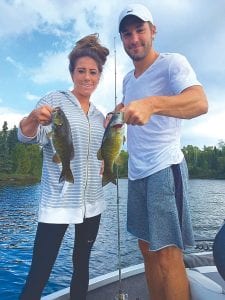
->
<box><xmin>70</xmin><ymin>145</ymin><xmax>75</xmax><ymax>160</ymax></box>
<box><xmin>115</xmin><ymin>153</ymin><xmax>124</xmax><ymax>166</ymax></box>
<box><xmin>97</xmin><ymin>148</ymin><xmax>103</xmax><ymax>160</ymax></box>
<box><xmin>53</xmin><ymin>153</ymin><xmax>61</xmax><ymax>164</ymax></box>
<box><xmin>102</xmin><ymin>173</ymin><xmax>117</xmax><ymax>187</ymax></box>
<box><xmin>59</xmin><ymin>168</ymin><xmax>74</xmax><ymax>184</ymax></box>
<box><xmin>47</xmin><ymin>131</ymin><xmax>53</xmax><ymax>138</ymax></box>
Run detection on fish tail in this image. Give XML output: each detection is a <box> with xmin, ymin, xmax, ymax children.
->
<box><xmin>102</xmin><ymin>173</ymin><xmax>117</xmax><ymax>187</ymax></box>
<box><xmin>59</xmin><ymin>168</ymin><xmax>74</xmax><ymax>184</ymax></box>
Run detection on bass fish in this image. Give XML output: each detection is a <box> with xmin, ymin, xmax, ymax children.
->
<box><xmin>51</xmin><ymin>107</ymin><xmax>74</xmax><ymax>183</ymax></box>
<box><xmin>97</xmin><ymin>112</ymin><xmax>125</xmax><ymax>186</ymax></box>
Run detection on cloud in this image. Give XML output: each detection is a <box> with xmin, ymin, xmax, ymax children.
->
<box><xmin>92</xmin><ymin>51</ymin><xmax>128</xmax><ymax>112</ymax></box>
<box><xmin>182</xmin><ymin>103</ymin><xmax>225</xmax><ymax>148</ymax></box>
<box><xmin>0</xmin><ymin>0</ymin><xmax>69</xmax><ymax>38</ymax></box>
<box><xmin>31</xmin><ymin>51</ymin><xmax>71</xmax><ymax>84</ymax></box>
<box><xmin>0</xmin><ymin>1</ymin><xmax>41</xmax><ymax>38</ymax></box>
<box><xmin>0</xmin><ymin>107</ymin><xmax>25</xmax><ymax>129</ymax></box>
<box><xmin>25</xmin><ymin>92</ymin><xmax>40</xmax><ymax>102</ymax></box>
<box><xmin>182</xmin><ymin>79</ymin><xmax>225</xmax><ymax>144</ymax></box>
<box><xmin>6</xmin><ymin>56</ymin><xmax>26</xmax><ymax>75</ymax></box>
<box><xmin>0</xmin><ymin>0</ymin><xmax>117</xmax><ymax>40</ymax></box>
<box><xmin>193</xmin><ymin>112</ymin><xmax>225</xmax><ymax>140</ymax></box>
<box><xmin>0</xmin><ymin>0</ymin><xmax>224</xmax><ymax>149</ymax></box>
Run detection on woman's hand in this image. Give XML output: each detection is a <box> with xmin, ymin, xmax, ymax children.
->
<box><xmin>31</xmin><ymin>105</ymin><xmax>53</xmax><ymax>126</ymax></box>
<box><xmin>100</xmin><ymin>160</ymin><xmax>104</xmax><ymax>175</ymax></box>
<box><xmin>20</xmin><ymin>105</ymin><xmax>54</xmax><ymax>137</ymax></box>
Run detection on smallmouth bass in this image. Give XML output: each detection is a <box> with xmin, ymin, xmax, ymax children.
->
<box><xmin>51</xmin><ymin>107</ymin><xmax>74</xmax><ymax>183</ymax></box>
<box><xmin>97</xmin><ymin>112</ymin><xmax>125</xmax><ymax>186</ymax></box>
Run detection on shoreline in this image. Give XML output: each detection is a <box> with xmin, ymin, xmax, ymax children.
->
<box><xmin>0</xmin><ymin>174</ymin><xmax>40</xmax><ymax>187</ymax></box>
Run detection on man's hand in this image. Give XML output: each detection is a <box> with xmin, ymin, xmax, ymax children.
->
<box><xmin>121</xmin><ymin>98</ymin><xmax>154</xmax><ymax>125</ymax></box>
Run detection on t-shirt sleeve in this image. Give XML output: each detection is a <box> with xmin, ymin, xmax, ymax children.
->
<box><xmin>169</xmin><ymin>54</ymin><xmax>201</xmax><ymax>94</ymax></box>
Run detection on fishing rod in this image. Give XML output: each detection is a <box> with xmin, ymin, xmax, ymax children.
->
<box><xmin>114</xmin><ymin>36</ymin><xmax>128</xmax><ymax>300</ymax></box>
<box><xmin>114</xmin><ymin>37</ymin><xmax>118</xmax><ymax>108</ymax></box>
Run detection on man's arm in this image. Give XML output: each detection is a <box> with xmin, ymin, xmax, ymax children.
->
<box><xmin>121</xmin><ymin>85</ymin><xmax>208</xmax><ymax>125</ymax></box>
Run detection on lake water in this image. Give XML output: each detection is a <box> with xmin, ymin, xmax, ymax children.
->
<box><xmin>1</xmin><ymin>179</ymin><xmax>225</xmax><ymax>299</ymax></box>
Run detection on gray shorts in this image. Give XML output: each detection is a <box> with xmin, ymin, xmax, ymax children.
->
<box><xmin>127</xmin><ymin>159</ymin><xmax>195</xmax><ymax>251</ymax></box>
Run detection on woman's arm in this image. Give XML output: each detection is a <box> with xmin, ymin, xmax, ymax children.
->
<box><xmin>20</xmin><ymin>105</ymin><xmax>53</xmax><ymax>137</ymax></box>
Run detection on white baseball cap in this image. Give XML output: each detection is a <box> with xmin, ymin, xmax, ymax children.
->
<box><xmin>119</xmin><ymin>3</ymin><xmax>154</xmax><ymax>32</ymax></box>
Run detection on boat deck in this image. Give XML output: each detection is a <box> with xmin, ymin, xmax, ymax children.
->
<box><xmin>87</xmin><ymin>272</ymin><xmax>148</xmax><ymax>300</ymax></box>
<box><xmin>42</xmin><ymin>264</ymin><xmax>148</xmax><ymax>300</ymax></box>
<box><xmin>42</xmin><ymin>252</ymin><xmax>225</xmax><ymax>300</ymax></box>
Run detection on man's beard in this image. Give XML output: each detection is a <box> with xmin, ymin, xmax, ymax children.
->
<box><xmin>125</xmin><ymin>42</ymin><xmax>151</xmax><ymax>61</ymax></box>
<box><xmin>128</xmin><ymin>52</ymin><xmax>146</xmax><ymax>61</ymax></box>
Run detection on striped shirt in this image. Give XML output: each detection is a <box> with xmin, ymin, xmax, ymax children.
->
<box><xmin>18</xmin><ymin>90</ymin><xmax>106</xmax><ymax>224</ymax></box>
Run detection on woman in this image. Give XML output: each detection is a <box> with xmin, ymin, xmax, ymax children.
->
<box><xmin>18</xmin><ymin>34</ymin><xmax>109</xmax><ymax>300</ymax></box>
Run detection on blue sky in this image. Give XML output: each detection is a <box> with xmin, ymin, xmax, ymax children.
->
<box><xmin>0</xmin><ymin>0</ymin><xmax>225</xmax><ymax>148</ymax></box>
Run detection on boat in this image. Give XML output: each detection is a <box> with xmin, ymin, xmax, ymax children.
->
<box><xmin>41</xmin><ymin>236</ymin><xmax>225</xmax><ymax>300</ymax></box>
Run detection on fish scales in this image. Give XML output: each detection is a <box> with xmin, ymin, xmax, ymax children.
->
<box><xmin>98</xmin><ymin>112</ymin><xmax>125</xmax><ymax>186</ymax></box>
<box><xmin>52</xmin><ymin>107</ymin><xmax>74</xmax><ymax>183</ymax></box>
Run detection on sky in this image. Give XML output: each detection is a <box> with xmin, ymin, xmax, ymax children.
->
<box><xmin>0</xmin><ymin>0</ymin><xmax>225</xmax><ymax>148</ymax></box>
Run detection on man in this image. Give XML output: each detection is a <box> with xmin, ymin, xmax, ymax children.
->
<box><xmin>117</xmin><ymin>3</ymin><xmax>208</xmax><ymax>300</ymax></box>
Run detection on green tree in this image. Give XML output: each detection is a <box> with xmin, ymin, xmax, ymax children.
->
<box><xmin>26</xmin><ymin>144</ymin><xmax>42</xmax><ymax>178</ymax></box>
<box><xmin>118</xmin><ymin>150</ymin><xmax>128</xmax><ymax>178</ymax></box>
<box><xmin>0</xmin><ymin>121</ymin><xmax>10</xmax><ymax>173</ymax></box>
<box><xmin>7</xmin><ymin>126</ymin><xmax>18</xmax><ymax>154</ymax></box>
<box><xmin>13</xmin><ymin>143</ymin><xmax>31</xmax><ymax>174</ymax></box>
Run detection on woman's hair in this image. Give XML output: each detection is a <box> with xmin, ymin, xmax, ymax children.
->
<box><xmin>68</xmin><ymin>33</ymin><xmax>109</xmax><ymax>74</ymax></box>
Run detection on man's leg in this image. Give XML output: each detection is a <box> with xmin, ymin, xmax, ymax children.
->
<box><xmin>139</xmin><ymin>240</ymin><xmax>191</xmax><ymax>300</ymax></box>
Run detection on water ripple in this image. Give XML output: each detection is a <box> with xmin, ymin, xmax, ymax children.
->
<box><xmin>1</xmin><ymin>179</ymin><xmax>225</xmax><ymax>299</ymax></box>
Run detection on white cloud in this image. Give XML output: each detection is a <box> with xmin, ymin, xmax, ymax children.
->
<box><xmin>0</xmin><ymin>107</ymin><xmax>25</xmax><ymax>129</ymax></box>
<box><xmin>32</xmin><ymin>51</ymin><xmax>70</xmax><ymax>84</ymax></box>
<box><xmin>0</xmin><ymin>0</ymin><xmax>68</xmax><ymax>38</ymax></box>
<box><xmin>23</xmin><ymin>0</ymin><xmax>63</xmax><ymax>24</ymax></box>
<box><xmin>193</xmin><ymin>112</ymin><xmax>225</xmax><ymax>139</ymax></box>
<box><xmin>0</xmin><ymin>0</ymin><xmax>224</xmax><ymax>149</ymax></box>
<box><xmin>25</xmin><ymin>92</ymin><xmax>40</xmax><ymax>101</ymax></box>
<box><xmin>0</xmin><ymin>0</ymin><xmax>118</xmax><ymax>39</ymax></box>
<box><xmin>0</xmin><ymin>1</ymin><xmax>41</xmax><ymax>37</ymax></box>
<box><xmin>92</xmin><ymin>51</ymin><xmax>128</xmax><ymax>113</ymax></box>
<box><xmin>182</xmin><ymin>102</ymin><xmax>225</xmax><ymax>147</ymax></box>
<box><xmin>6</xmin><ymin>56</ymin><xmax>26</xmax><ymax>75</ymax></box>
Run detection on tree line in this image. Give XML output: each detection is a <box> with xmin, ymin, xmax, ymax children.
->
<box><xmin>0</xmin><ymin>121</ymin><xmax>42</xmax><ymax>185</ymax></box>
<box><xmin>0</xmin><ymin>121</ymin><xmax>225</xmax><ymax>185</ymax></box>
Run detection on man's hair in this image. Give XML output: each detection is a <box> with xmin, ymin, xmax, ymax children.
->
<box><xmin>119</xmin><ymin>15</ymin><xmax>153</xmax><ymax>33</ymax></box>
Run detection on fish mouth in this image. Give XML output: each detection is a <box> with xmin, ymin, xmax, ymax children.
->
<box><xmin>52</xmin><ymin>107</ymin><xmax>63</xmax><ymax>125</ymax></box>
<box><xmin>112</xmin><ymin>123</ymin><xmax>123</xmax><ymax>129</ymax></box>
<box><xmin>109</xmin><ymin>112</ymin><xmax>124</xmax><ymax>128</ymax></box>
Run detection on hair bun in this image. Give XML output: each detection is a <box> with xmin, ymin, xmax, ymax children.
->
<box><xmin>75</xmin><ymin>33</ymin><xmax>109</xmax><ymax>65</ymax></box>
<box><xmin>76</xmin><ymin>33</ymin><xmax>99</xmax><ymax>50</ymax></box>
<box><xmin>68</xmin><ymin>33</ymin><xmax>109</xmax><ymax>74</ymax></box>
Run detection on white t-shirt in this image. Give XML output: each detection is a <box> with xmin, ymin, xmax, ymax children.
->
<box><xmin>122</xmin><ymin>53</ymin><xmax>201</xmax><ymax>180</ymax></box>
